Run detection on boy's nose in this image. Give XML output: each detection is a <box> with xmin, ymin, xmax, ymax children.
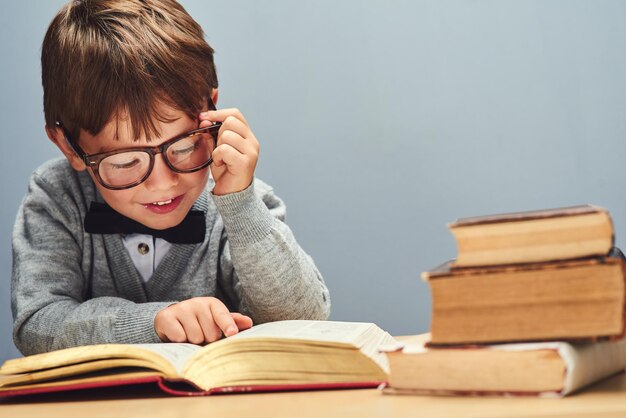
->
<box><xmin>143</xmin><ymin>154</ymin><xmax>179</xmax><ymax>192</ymax></box>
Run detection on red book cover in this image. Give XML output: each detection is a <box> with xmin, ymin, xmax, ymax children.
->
<box><xmin>0</xmin><ymin>374</ymin><xmax>384</xmax><ymax>398</ymax></box>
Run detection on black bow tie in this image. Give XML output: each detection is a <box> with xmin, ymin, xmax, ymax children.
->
<box><xmin>84</xmin><ymin>201</ymin><xmax>206</xmax><ymax>244</ymax></box>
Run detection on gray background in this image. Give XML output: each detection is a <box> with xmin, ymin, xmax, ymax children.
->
<box><xmin>1</xmin><ymin>0</ymin><xmax>625</xmax><ymax>362</ymax></box>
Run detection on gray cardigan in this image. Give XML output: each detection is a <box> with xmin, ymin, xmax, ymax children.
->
<box><xmin>12</xmin><ymin>158</ymin><xmax>330</xmax><ymax>355</ymax></box>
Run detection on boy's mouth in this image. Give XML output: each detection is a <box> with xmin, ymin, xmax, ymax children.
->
<box><xmin>142</xmin><ymin>195</ymin><xmax>184</xmax><ymax>214</ymax></box>
<box><xmin>152</xmin><ymin>199</ymin><xmax>173</xmax><ymax>206</ymax></box>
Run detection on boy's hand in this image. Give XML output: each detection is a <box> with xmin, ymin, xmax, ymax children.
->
<box><xmin>154</xmin><ymin>297</ymin><xmax>253</xmax><ymax>344</ymax></box>
<box><xmin>199</xmin><ymin>109</ymin><xmax>259</xmax><ymax>196</ymax></box>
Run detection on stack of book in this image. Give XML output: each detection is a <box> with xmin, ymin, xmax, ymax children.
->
<box><xmin>382</xmin><ymin>205</ymin><xmax>626</xmax><ymax>397</ymax></box>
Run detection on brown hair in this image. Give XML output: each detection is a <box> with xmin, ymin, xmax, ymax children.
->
<box><xmin>42</xmin><ymin>0</ymin><xmax>218</xmax><ymax>141</ymax></box>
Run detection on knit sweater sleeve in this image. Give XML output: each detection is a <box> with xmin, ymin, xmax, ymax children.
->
<box><xmin>11</xmin><ymin>165</ymin><xmax>170</xmax><ymax>355</ymax></box>
<box><xmin>213</xmin><ymin>179</ymin><xmax>331</xmax><ymax>323</ymax></box>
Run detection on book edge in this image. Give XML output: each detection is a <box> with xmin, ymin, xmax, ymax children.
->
<box><xmin>0</xmin><ymin>374</ymin><xmax>385</xmax><ymax>398</ymax></box>
<box><xmin>448</xmin><ymin>205</ymin><xmax>607</xmax><ymax>228</ymax></box>
<box><xmin>422</xmin><ymin>254</ymin><xmax>623</xmax><ymax>280</ymax></box>
<box><xmin>382</xmin><ymin>338</ymin><xmax>626</xmax><ymax>397</ymax></box>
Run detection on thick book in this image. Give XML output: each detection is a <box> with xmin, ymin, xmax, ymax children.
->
<box><xmin>0</xmin><ymin>320</ymin><xmax>396</xmax><ymax>398</ymax></box>
<box><xmin>448</xmin><ymin>205</ymin><xmax>613</xmax><ymax>267</ymax></box>
<box><xmin>422</xmin><ymin>250</ymin><xmax>626</xmax><ymax>345</ymax></box>
<box><xmin>380</xmin><ymin>334</ymin><xmax>626</xmax><ymax>397</ymax></box>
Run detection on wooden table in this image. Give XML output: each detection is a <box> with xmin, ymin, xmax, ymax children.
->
<box><xmin>3</xmin><ymin>372</ymin><xmax>626</xmax><ymax>418</ymax></box>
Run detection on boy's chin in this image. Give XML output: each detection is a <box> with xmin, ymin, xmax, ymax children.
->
<box><xmin>140</xmin><ymin>215</ymin><xmax>186</xmax><ymax>230</ymax></box>
<box><xmin>127</xmin><ymin>208</ymin><xmax>187</xmax><ymax>230</ymax></box>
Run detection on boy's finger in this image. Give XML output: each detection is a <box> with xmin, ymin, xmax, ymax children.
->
<box><xmin>231</xmin><ymin>313</ymin><xmax>253</xmax><ymax>330</ymax></box>
<box><xmin>217</xmin><ymin>130</ymin><xmax>248</xmax><ymax>155</ymax></box>
<box><xmin>209</xmin><ymin>300</ymin><xmax>239</xmax><ymax>337</ymax></box>
<box><xmin>212</xmin><ymin>144</ymin><xmax>245</xmax><ymax>170</ymax></box>
<box><xmin>159</xmin><ymin>317</ymin><xmax>186</xmax><ymax>343</ymax></box>
<box><xmin>200</xmin><ymin>108</ymin><xmax>248</xmax><ymax>125</ymax></box>
<box><xmin>176</xmin><ymin>311</ymin><xmax>204</xmax><ymax>345</ymax></box>
<box><xmin>220</xmin><ymin>115</ymin><xmax>251</xmax><ymax>139</ymax></box>
<box><xmin>218</xmin><ymin>127</ymin><xmax>259</xmax><ymax>155</ymax></box>
<box><xmin>199</xmin><ymin>119</ymin><xmax>216</xmax><ymax>129</ymax></box>
<box><xmin>196</xmin><ymin>308</ymin><xmax>223</xmax><ymax>343</ymax></box>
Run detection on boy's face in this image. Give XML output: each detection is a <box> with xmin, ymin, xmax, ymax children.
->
<box><xmin>60</xmin><ymin>103</ymin><xmax>209</xmax><ymax>230</ymax></box>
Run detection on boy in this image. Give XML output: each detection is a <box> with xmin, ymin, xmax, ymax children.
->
<box><xmin>11</xmin><ymin>0</ymin><xmax>330</xmax><ymax>356</ymax></box>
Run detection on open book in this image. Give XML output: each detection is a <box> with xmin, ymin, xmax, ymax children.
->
<box><xmin>381</xmin><ymin>334</ymin><xmax>626</xmax><ymax>397</ymax></box>
<box><xmin>0</xmin><ymin>320</ymin><xmax>396</xmax><ymax>397</ymax></box>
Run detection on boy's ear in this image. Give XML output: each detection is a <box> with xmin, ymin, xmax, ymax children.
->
<box><xmin>45</xmin><ymin>125</ymin><xmax>87</xmax><ymax>171</ymax></box>
<box><xmin>211</xmin><ymin>88</ymin><xmax>219</xmax><ymax>107</ymax></box>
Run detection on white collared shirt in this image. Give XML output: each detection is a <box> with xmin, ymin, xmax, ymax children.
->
<box><xmin>122</xmin><ymin>234</ymin><xmax>172</xmax><ymax>282</ymax></box>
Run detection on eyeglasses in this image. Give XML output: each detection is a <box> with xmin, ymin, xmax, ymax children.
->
<box><xmin>57</xmin><ymin>121</ymin><xmax>221</xmax><ymax>191</ymax></box>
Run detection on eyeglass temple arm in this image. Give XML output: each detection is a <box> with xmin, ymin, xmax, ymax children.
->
<box><xmin>208</xmin><ymin>96</ymin><xmax>217</xmax><ymax>111</ymax></box>
<box><xmin>55</xmin><ymin>121</ymin><xmax>90</xmax><ymax>162</ymax></box>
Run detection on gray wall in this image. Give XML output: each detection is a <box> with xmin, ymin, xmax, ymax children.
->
<box><xmin>2</xmin><ymin>0</ymin><xmax>626</xmax><ymax>361</ymax></box>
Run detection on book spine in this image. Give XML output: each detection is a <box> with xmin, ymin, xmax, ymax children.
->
<box><xmin>207</xmin><ymin>381</ymin><xmax>386</xmax><ymax>395</ymax></box>
<box><xmin>156</xmin><ymin>380</ymin><xmax>386</xmax><ymax>396</ymax></box>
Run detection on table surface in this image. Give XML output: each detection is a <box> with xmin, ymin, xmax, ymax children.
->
<box><xmin>3</xmin><ymin>372</ymin><xmax>626</xmax><ymax>418</ymax></box>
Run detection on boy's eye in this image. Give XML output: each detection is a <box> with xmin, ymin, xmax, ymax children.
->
<box><xmin>171</xmin><ymin>143</ymin><xmax>196</xmax><ymax>156</ymax></box>
<box><xmin>171</xmin><ymin>138</ymin><xmax>199</xmax><ymax>156</ymax></box>
<box><xmin>103</xmin><ymin>153</ymin><xmax>144</xmax><ymax>170</ymax></box>
<box><xmin>111</xmin><ymin>159</ymin><xmax>140</xmax><ymax>169</ymax></box>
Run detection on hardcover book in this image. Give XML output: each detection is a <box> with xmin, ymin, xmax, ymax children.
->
<box><xmin>448</xmin><ymin>205</ymin><xmax>613</xmax><ymax>267</ymax></box>
<box><xmin>423</xmin><ymin>251</ymin><xmax>626</xmax><ymax>345</ymax></box>
<box><xmin>0</xmin><ymin>320</ymin><xmax>396</xmax><ymax>398</ymax></box>
<box><xmin>381</xmin><ymin>334</ymin><xmax>626</xmax><ymax>397</ymax></box>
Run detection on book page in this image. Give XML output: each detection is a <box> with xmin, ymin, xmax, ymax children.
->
<box><xmin>0</xmin><ymin>343</ymin><xmax>202</xmax><ymax>377</ymax></box>
<box><xmin>557</xmin><ymin>338</ymin><xmax>626</xmax><ymax>395</ymax></box>
<box><xmin>135</xmin><ymin>343</ymin><xmax>202</xmax><ymax>374</ymax></box>
<box><xmin>226</xmin><ymin>320</ymin><xmax>376</xmax><ymax>345</ymax></box>
<box><xmin>182</xmin><ymin>320</ymin><xmax>393</xmax><ymax>389</ymax></box>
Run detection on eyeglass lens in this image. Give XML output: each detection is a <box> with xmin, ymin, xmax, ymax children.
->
<box><xmin>98</xmin><ymin>128</ymin><xmax>217</xmax><ymax>188</ymax></box>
